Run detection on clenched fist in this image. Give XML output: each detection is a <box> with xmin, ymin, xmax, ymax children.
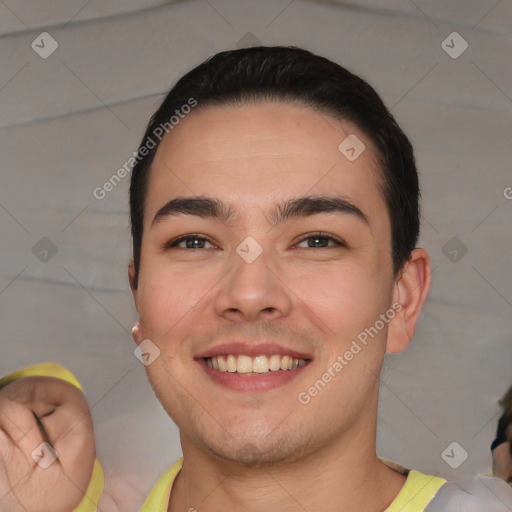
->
<box><xmin>0</xmin><ymin>376</ymin><xmax>96</xmax><ymax>512</ymax></box>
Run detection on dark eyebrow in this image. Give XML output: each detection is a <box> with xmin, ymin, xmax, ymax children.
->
<box><xmin>151</xmin><ymin>195</ymin><xmax>369</xmax><ymax>228</ymax></box>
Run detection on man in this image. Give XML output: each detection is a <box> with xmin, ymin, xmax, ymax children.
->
<box><xmin>1</xmin><ymin>46</ymin><xmax>511</xmax><ymax>512</ymax></box>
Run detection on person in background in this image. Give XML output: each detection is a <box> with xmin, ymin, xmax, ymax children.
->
<box><xmin>492</xmin><ymin>385</ymin><xmax>512</xmax><ymax>485</ymax></box>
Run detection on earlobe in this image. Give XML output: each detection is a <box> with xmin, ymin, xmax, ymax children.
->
<box><xmin>386</xmin><ymin>248</ymin><xmax>431</xmax><ymax>354</ymax></box>
<box><xmin>131</xmin><ymin>323</ymin><xmax>142</xmax><ymax>345</ymax></box>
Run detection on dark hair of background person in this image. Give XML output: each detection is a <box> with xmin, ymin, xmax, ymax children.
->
<box><xmin>129</xmin><ymin>46</ymin><xmax>421</xmax><ymax>289</ymax></box>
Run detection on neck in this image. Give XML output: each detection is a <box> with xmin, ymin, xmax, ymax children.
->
<box><xmin>168</xmin><ymin>427</ymin><xmax>406</xmax><ymax>512</ymax></box>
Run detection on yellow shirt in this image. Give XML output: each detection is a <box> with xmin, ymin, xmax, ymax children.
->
<box><xmin>140</xmin><ymin>458</ymin><xmax>446</xmax><ymax>511</ymax></box>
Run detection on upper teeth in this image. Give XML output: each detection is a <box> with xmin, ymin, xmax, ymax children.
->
<box><xmin>206</xmin><ymin>354</ymin><xmax>307</xmax><ymax>374</ymax></box>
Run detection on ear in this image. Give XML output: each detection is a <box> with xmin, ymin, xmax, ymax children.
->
<box><xmin>128</xmin><ymin>261</ymin><xmax>139</xmax><ymax>312</ymax></box>
<box><xmin>386</xmin><ymin>248</ymin><xmax>431</xmax><ymax>354</ymax></box>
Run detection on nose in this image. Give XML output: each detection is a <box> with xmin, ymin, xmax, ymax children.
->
<box><xmin>213</xmin><ymin>242</ymin><xmax>293</xmax><ymax>323</ymax></box>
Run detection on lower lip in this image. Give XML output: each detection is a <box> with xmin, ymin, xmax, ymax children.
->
<box><xmin>196</xmin><ymin>358</ymin><xmax>311</xmax><ymax>392</ymax></box>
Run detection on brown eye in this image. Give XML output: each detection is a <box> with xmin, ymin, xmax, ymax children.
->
<box><xmin>295</xmin><ymin>232</ymin><xmax>346</xmax><ymax>249</ymax></box>
<box><xmin>165</xmin><ymin>234</ymin><xmax>216</xmax><ymax>249</ymax></box>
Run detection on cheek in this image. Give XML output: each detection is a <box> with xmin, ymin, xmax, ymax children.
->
<box><xmin>288</xmin><ymin>262</ymin><xmax>381</xmax><ymax>326</ymax></box>
<box><xmin>137</xmin><ymin>262</ymin><xmax>215</xmax><ymax>338</ymax></box>
<box><xmin>292</xmin><ymin>262</ymin><xmax>391</xmax><ymax>370</ymax></box>
<box><xmin>300</xmin><ymin>269</ymin><xmax>358</xmax><ymax>327</ymax></box>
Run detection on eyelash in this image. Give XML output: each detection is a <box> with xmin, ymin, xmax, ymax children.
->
<box><xmin>165</xmin><ymin>232</ymin><xmax>346</xmax><ymax>250</ymax></box>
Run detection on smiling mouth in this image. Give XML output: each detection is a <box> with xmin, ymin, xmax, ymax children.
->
<box><xmin>204</xmin><ymin>354</ymin><xmax>310</xmax><ymax>375</ymax></box>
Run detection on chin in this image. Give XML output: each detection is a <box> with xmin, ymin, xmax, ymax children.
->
<box><xmin>203</xmin><ymin>431</ymin><xmax>314</xmax><ymax>468</ymax></box>
<box><xmin>210</xmin><ymin>444</ymin><xmax>294</xmax><ymax>467</ymax></box>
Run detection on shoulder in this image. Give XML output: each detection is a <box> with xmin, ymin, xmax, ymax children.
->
<box><xmin>425</xmin><ymin>475</ymin><xmax>512</xmax><ymax>511</ymax></box>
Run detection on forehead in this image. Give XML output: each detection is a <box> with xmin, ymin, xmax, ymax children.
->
<box><xmin>144</xmin><ymin>101</ymin><xmax>387</xmax><ymax>233</ymax></box>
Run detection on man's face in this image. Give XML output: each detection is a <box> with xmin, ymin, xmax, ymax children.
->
<box><xmin>130</xmin><ymin>101</ymin><xmax>398</xmax><ymax>465</ymax></box>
